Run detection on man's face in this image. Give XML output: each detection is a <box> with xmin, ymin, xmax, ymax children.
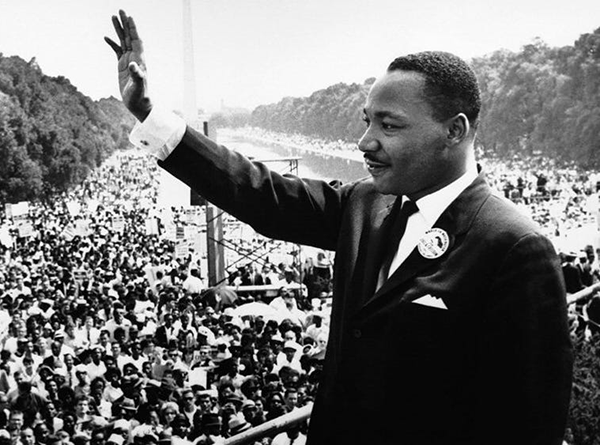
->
<box><xmin>182</xmin><ymin>392</ymin><xmax>194</xmax><ymax>408</ymax></box>
<box><xmin>9</xmin><ymin>412</ymin><xmax>24</xmax><ymax>430</ymax></box>
<box><xmin>34</xmin><ymin>424</ymin><xmax>49</xmax><ymax>443</ymax></box>
<box><xmin>130</xmin><ymin>342</ymin><xmax>140</xmax><ymax>355</ymax></box>
<box><xmin>47</xmin><ymin>380</ymin><xmax>58</xmax><ymax>393</ymax></box>
<box><xmin>198</xmin><ymin>395</ymin><xmax>212</xmax><ymax>412</ymax></box>
<box><xmin>284</xmin><ymin>349</ymin><xmax>295</xmax><ymax>361</ymax></box>
<box><xmin>50</xmin><ymin>341</ymin><xmax>61</xmax><ymax>356</ymax></box>
<box><xmin>359</xmin><ymin>70</ymin><xmax>451</xmax><ymax>199</ymax></box>
<box><xmin>46</xmin><ymin>403</ymin><xmax>57</xmax><ymax>417</ymax></box>
<box><xmin>105</xmin><ymin>357</ymin><xmax>116</xmax><ymax>370</ymax></box>
<box><xmin>173</xmin><ymin>421</ymin><xmax>189</xmax><ymax>438</ymax></box>
<box><xmin>76</xmin><ymin>399</ymin><xmax>89</xmax><ymax>416</ymax></box>
<box><xmin>285</xmin><ymin>392</ymin><xmax>298</xmax><ymax>409</ymax></box>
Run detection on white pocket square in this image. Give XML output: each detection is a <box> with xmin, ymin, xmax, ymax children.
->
<box><xmin>412</xmin><ymin>294</ymin><xmax>448</xmax><ymax>310</ymax></box>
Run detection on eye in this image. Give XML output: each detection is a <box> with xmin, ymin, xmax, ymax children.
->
<box><xmin>382</xmin><ymin>122</ymin><xmax>400</xmax><ymax>130</ymax></box>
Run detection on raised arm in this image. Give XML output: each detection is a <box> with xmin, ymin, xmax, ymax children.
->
<box><xmin>104</xmin><ymin>10</ymin><xmax>153</xmax><ymax>122</ymax></box>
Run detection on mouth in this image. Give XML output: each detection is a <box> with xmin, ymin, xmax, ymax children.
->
<box><xmin>364</xmin><ymin>157</ymin><xmax>389</xmax><ymax>175</ymax></box>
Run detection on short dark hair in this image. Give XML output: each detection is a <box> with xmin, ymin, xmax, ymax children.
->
<box><xmin>388</xmin><ymin>51</ymin><xmax>481</xmax><ymax>128</ymax></box>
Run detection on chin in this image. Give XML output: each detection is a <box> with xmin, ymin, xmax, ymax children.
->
<box><xmin>371</xmin><ymin>178</ymin><xmax>399</xmax><ymax>196</ymax></box>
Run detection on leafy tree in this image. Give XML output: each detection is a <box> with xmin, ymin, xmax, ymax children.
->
<box><xmin>0</xmin><ymin>54</ymin><xmax>134</xmax><ymax>203</ymax></box>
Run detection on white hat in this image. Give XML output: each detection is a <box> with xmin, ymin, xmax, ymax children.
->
<box><xmin>283</xmin><ymin>340</ymin><xmax>301</xmax><ymax>352</ymax></box>
<box><xmin>113</xmin><ymin>419</ymin><xmax>130</xmax><ymax>432</ymax></box>
<box><xmin>107</xmin><ymin>435</ymin><xmax>124</xmax><ymax>445</ymax></box>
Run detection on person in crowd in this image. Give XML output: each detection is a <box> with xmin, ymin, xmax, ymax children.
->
<box><xmin>73</xmin><ymin>395</ymin><xmax>92</xmax><ymax>434</ymax></box>
<box><xmin>11</xmin><ymin>382</ymin><xmax>46</xmax><ymax>428</ymax></box>
<box><xmin>153</xmin><ymin>314</ymin><xmax>178</xmax><ymax>349</ymax></box>
<box><xmin>269</xmin><ymin>288</ymin><xmax>306</xmax><ymax>328</ymax></box>
<box><xmin>19</xmin><ymin>427</ymin><xmax>35</xmax><ymax>445</ymax></box>
<box><xmin>283</xmin><ymin>388</ymin><xmax>299</xmax><ymax>413</ymax></box>
<box><xmin>159</xmin><ymin>402</ymin><xmax>179</xmax><ymax>433</ymax></box>
<box><xmin>6</xmin><ymin>411</ymin><xmax>24</xmax><ymax>437</ymax></box>
<box><xmin>170</xmin><ymin>414</ymin><xmax>192</xmax><ymax>445</ymax></box>
<box><xmin>192</xmin><ymin>413</ymin><xmax>223</xmax><ymax>445</ymax></box>
<box><xmin>178</xmin><ymin>389</ymin><xmax>196</xmax><ymax>430</ymax></box>
<box><xmin>86</xmin><ymin>347</ymin><xmax>108</xmax><ymax>383</ymax></box>
<box><xmin>181</xmin><ymin>269</ymin><xmax>205</xmax><ymax>297</ymax></box>
<box><xmin>104</xmin><ymin>308</ymin><xmax>132</xmax><ymax>344</ymax></box>
<box><xmin>271</xmin><ymin>423</ymin><xmax>307</xmax><ymax>445</ymax></box>
<box><xmin>106</xmin><ymin>11</ymin><xmax>572</xmax><ymax>445</ymax></box>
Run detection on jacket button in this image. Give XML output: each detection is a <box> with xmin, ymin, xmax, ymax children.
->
<box><xmin>352</xmin><ymin>328</ymin><xmax>362</xmax><ymax>338</ymax></box>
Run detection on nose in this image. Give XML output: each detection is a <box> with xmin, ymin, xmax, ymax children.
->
<box><xmin>357</xmin><ymin>127</ymin><xmax>380</xmax><ymax>153</ymax></box>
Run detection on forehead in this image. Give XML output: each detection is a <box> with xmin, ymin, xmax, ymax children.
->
<box><xmin>365</xmin><ymin>70</ymin><xmax>432</xmax><ymax>119</ymax></box>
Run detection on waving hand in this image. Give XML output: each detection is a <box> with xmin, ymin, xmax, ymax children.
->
<box><xmin>105</xmin><ymin>10</ymin><xmax>153</xmax><ymax>121</ymax></box>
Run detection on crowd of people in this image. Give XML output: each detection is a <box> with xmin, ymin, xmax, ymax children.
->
<box><xmin>0</xmin><ymin>131</ymin><xmax>599</xmax><ymax>445</ymax></box>
<box><xmin>0</xmin><ymin>149</ymin><xmax>333</xmax><ymax>445</ymax></box>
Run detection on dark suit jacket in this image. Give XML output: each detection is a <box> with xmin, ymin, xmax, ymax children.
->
<box><xmin>154</xmin><ymin>325</ymin><xmax>173</xmax><ymax>348</ymax></box>
<box><xmin>159</xmin><ymin>127</ymin><xmax>573</xmax><ymax>445</ymax></box>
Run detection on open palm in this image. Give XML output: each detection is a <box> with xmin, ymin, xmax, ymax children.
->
<box><xmin>105</xmin><ymin>10</ymin><xmax>152</xmax><ymax>121</ymax></box>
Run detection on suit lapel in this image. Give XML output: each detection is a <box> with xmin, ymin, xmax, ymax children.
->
<box><xmin>362</xmin><ymin>172</ymin><xmax>492</xmax><ymax>310</ymax></box>
<box><xmin>350</xmin><ymin>194</ymin><xmax>399</xmax><ymax>306</ymax></box>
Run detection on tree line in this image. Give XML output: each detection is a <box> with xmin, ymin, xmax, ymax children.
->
<box><xmin>215</xmin><ymin>25</ymin><xmax>600</xmax><ymax>169</ymax></box>
<box><xmin>0</xmin><ymin>54</ymin><xmax>134</xmax><ymax>204</ymax></box>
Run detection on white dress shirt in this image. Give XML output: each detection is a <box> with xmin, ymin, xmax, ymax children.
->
<box><xmin>386</xmin><ymin>162</ymin><xmax>478</xmax><ymax>278</ymax></box>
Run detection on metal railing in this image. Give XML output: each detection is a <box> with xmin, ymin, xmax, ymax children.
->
<box><xmin>224</xmin><ymin>403</ymin><xmax>313</xmax><ymax>445</ymax></box>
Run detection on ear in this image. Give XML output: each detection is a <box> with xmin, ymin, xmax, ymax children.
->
<box><xmin>446</xmin><ymin>113</ymin><xmax>470</xmax><ymax>146</ymax></box>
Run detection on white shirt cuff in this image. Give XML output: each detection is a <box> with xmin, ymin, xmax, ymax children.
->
<box><xmin>129</xmin><ymin>107</ymin><xmax>186</xmax><ymax>160</ymax></box>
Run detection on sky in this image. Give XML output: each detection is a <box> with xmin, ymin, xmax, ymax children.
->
<box><xmin>0</xmin><ymin>0</ymin><xmax>600</xmax><ymax>114</ymax></box>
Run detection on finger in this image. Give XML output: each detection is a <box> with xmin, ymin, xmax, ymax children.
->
<box><xmin>111</xmin><ymin>15</ymin><xmax>126</xmax><ymax>48</ymax></box>
<box><xmin>128</xmin><ymin>16</ymin><xmax>140</xmax><ymax>41</ymax></box>
<box><xmin>104</xmin><ymin>37</ymin><xmax>123</xmax><ymax>59</ymax></box>
<box><xmin>128</xmin><ymin>16</ymin><xmax>144</xmax><ymax>52</ymax></box>
<box><xmin>119</xmin><ymin>10</ymin><xmax>132</xmax><ymax>50</ymax></box>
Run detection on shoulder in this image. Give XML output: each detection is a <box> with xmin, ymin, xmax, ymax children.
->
<box><xmin>478</xmin><ymin>191</ymin><xmax>546</xmax><ymax>241</ymax></box>
<box><xmin>453</xmin><ymin>178</ymin><xmax>559</xmax><ymax>263</ymax></box>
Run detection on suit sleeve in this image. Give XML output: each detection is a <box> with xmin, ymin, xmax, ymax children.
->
<box><xmin>475</xmin><ymin>232</ymin><xmax>572</xmax><ymax>444</ymax></box>
<box><xmin>158</xmin><ymin>126</ymin><xmax>349</xmax><ymax>251</ymax></box>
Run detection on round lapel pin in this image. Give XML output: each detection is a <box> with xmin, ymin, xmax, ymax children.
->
<box><xmin>418</xmin><ymin>228</ymin><xmax>450</xmax><ymax>259</ymax></box>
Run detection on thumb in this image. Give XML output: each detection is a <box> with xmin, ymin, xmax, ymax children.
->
<box><xmin>128</xmin><ymin>62</ymin><xmax>146</xmax><ymax>82</ymax></box>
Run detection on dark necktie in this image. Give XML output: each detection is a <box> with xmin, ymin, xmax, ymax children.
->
<box><xmin>376</xmin><ymin>199</ymin><xmax>419</xmax><ymax>290</ymax></box>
